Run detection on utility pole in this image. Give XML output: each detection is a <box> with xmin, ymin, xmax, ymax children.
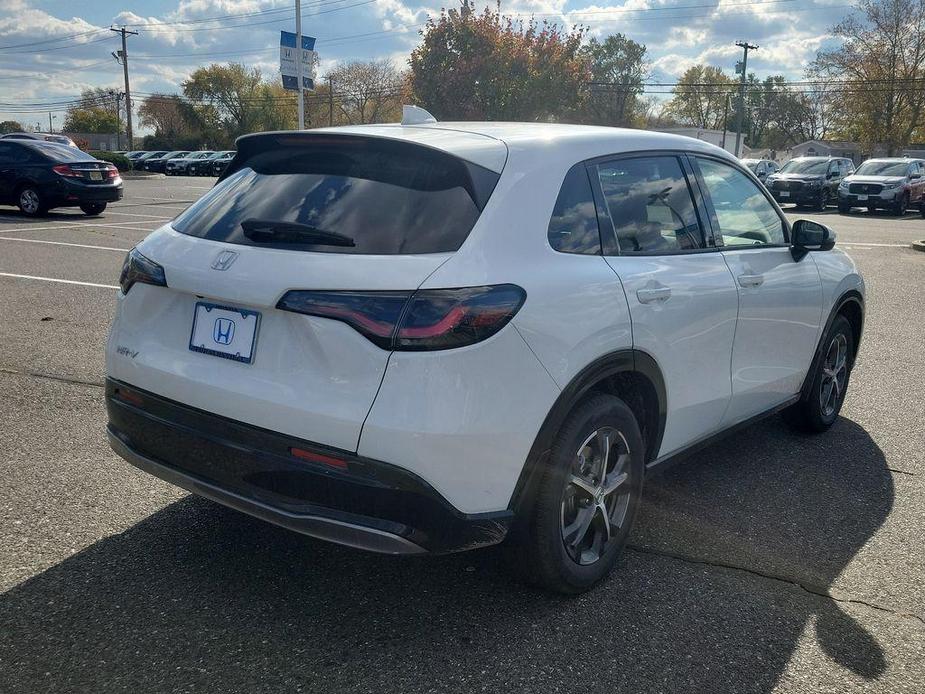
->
<box><xmin>295</xmin><ymin>0</ymin><xmax>304</xmax><ymax>129</ymax></box>
<box><xmin>108</xmin><ymin>90</ymin><xmax>125</xmax><ymax>150</ymax></box>
<box><xmin>734</xmin><ymin>40</ymin><xmax>757</xmax><ymax>158</ymax></box>
<box><xmin>110</xmin><ymin>26</ymin><xmax>138</xmax><ymax>147</ymax></box>
<box><xmin>48</xmin><ymin>112</ymin><xmax>53</xmax><ymax>133</ymax></box>
<box><xmin>721</xmin><ymin>93</ymin><xmax>730</xmax><ymax>152</ymax></box>
<box><xmin>327</xmin><ymin>76</ymin><xmax>334</xmax><ymax>127</ymax></box>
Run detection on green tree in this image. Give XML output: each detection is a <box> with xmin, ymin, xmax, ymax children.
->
<box><xmin>665</xmin><ymin>64</ymin><xmax>736</xmax><ymax>129</ymax></box>
<box><xmin>0</xmin><ymin>120</ymin><xmax>23</xmax><ymax>134</ymax></box>
<box><xmin>581</xmin><ymin>34</ymin><xmax>647</xmax><ymax>127</ymax></box>
<box><xmin>409</xmin><ymin>0</ymin><xmax>589</xmax><ymax>121</ymax></box>
<box><xmin>812</xmin><ymin>0</ymin><xmax>925</xmax><ymax>153</ymax></box>
<box><xmin>62</xmin><ymin>106</ymin><xmax>118</xmax><ymax>133</ymax></box>
<box><xmin>183</xmin><ymin>63</ymin><xmax>268</xmax><ymax>140</ymax></box>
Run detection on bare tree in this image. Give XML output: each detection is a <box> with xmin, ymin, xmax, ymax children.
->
<box><xmin>326</xmin><ymin>60</ymin><xmax>403</xmax><ymax>125</ymax></box>
<box><xmin>812</xmin><ymin>0</ymin><xmax>925</xmax><ymax>153</ymax></box>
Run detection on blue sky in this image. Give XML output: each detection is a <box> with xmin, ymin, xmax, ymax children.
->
<box><xmin>0</xmin><ymin>0</ymin><xmax>850</xmax><ymax>130</ymax></box>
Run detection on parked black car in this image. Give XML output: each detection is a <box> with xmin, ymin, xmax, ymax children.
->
<box><xmin>188</xmin><ymin>150</ymin><xmax>234</xmax><ymax>176</ymax></box>
<box><xmin>165</xmin><ymin>151</ymin><xmax>215</xmax><ymax>176</ymax></box>
<box><xmin>210</xmin><ymin>150</ymin><xmax>235</xmax><ymax>176</ymax></box>
<box><xmin>142</xmin><ymin>150</ymin><xmax>190</xmax><ymax>173</ymax></box>
<box><xmin>0</xmin><ymin>140</ymin><xmax>123</xmax><ymax>216</ymax></box>
<box><xmin>765</xmin><ymin>156</ymin><xmax>855</xmax><ymax>210</ymax></box>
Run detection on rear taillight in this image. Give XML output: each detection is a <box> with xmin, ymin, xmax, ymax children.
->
<box><xmin>52</xmin><ymin>164</ymin><xmax>79</xmax><ymax>177</ymax></box>
<box><xmin>277</xmin><ymin>284</ymin><xmax>526</xmax><ymax>351</ymax></box>
<box><xmin>104</xmin><ymin>164</ymin><xmax>119</xmax><ymax>179</ymax></box>
<box><xmin>119</xmin><ymin>248</ymin><xmax>167</xmax><ymax>294</ymax></box>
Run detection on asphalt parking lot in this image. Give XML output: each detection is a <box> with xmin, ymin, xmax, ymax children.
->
<box><xmin>1</xmin><ymin>176</ymin><xmax>923</xmax><ymax>693</ymax></box>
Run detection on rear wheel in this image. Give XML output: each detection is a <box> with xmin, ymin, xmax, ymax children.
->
<box><xmin>516</xmin><ymin>394</ymin><xmax>645</xmax><ymax>594</ymax></box>
<box><xmin>782</xmin><ymin>315</ymin><xmax>854</xmax><ymax>433</ymax></box>
<box><xmin>80</xmin><ymin>202</ymin><xmax>106</xmax><ymax>216</ymax></box>
<box><xmin>17</xmin><ymin>186</ymin><xmax>46</xmax><ymax>217</ymax></box>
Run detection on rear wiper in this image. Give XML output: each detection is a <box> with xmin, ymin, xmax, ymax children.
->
<box><xmin>241</xmin><ymin>219</ymin><xmax>355</xmax><ymax>247</ymax></box>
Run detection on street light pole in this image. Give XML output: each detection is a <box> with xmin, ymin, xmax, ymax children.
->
<box><xmin>734</xmin><ymin>40</ymin><xmax>758</xmax><ymax>158</ymax></box>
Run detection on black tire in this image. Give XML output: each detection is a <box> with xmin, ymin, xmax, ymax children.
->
<box><xmin>80</xmin><ymin>202</ymin><xmax>106</xmax><ymax>216</ymax></box>
<box><xmin>782</xmin><ymin>315</ymin><xmax>854</xmax><ymax>433</ymax></box>
<box><xmin>515</xmin><ymin>393</ymin><xmax>645</xmax><ymax>594</ymax></box>
<box><xmin>837</xmin><ymin>202</ymin><xmax>850</xmax><ymax>214</ymax></box>
<box><xmin>816</xmin><ymin>189</ymin><xmax>830</xmax><ymax>212</ymax></box>
<box><xmin>893</xmin><ymin>193</ymin><xmax>909</xmax><ymax>216</ymax></box>
<box><xmin>921</xmin><ymin>202</ymin><xmax>925</xmax><ymax>218</ymax></box>
<box><xmin>867</xmin><ymin>205</ymin><xmax>877</xmax><ymax>214</ymax></box>
<box><xmin>16</xmin><ymin>185</ymin><xmax>46</xmax><ymax>217</ymax></box>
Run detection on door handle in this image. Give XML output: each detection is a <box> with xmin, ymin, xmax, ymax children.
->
<box><xmin>636</xmin><ymin>286</ymin><xmax>672</xmax><ymax>304</ymax></box>
<box><xmin>737</xmin><ymin>274</ymin><xmax>765</xmax><ymax>288</ymax></box>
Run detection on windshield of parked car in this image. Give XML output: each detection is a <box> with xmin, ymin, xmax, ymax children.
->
<box><xmin>855</xmin><ymin>160</ymin><xmax>911</xmax><ymax>176</ymax></box>
<box><xmin>779</xmin><ymin>159</ymin><xmax>829</xmax><ymax>174</ymax></box>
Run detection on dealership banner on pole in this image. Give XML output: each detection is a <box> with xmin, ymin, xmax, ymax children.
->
<box><xmin>280</xmin><ymin>31</ymin><xmax>316</xmax><ymax>90</ymax></box>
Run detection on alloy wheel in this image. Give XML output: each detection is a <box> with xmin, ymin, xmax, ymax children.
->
<box><xmin>19</xmin><ymin>189</ymin><xmax>39</xmax><ymax>214</ymax></box>
<box><xmin>560</xmin><ymin>427</ymin><xmax>632</xmax><ymax>565</ymax></box>
<box><xmin>820</xmin><ymin>333</ymin><xmax>848</xmax><ymax>417</ymax></box>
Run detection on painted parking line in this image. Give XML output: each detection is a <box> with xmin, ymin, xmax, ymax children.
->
<box><xmin>840</xmin><ymin>243</ymin><xmax>910</xmax><ymax>247</ymax></box>
<box><xmin>0</xmin><ymin>236</ymin><xmax>129</xmax><ymax>252</ymax></box>
<box><xmin>103</xmin><ymin>211</ymin><xmax>173</xmax><ymax>220</ymax></box>
<box><xmin>0</xmin><ymin>220</ymin><xmax>161</xmax><ymax>234</ymax></box>
<box><xmin>0</xmin><ymin>272</ymin><xmax>118</xmax><ymax>289</ymax></box>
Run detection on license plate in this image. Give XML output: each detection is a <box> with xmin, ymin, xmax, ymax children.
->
<box><xmin>779</xmin><ymin>191</ymin><xmax>790</xmax><ymax>198</ymax></box>
<box><xmin>857</xmin><ymin>194</ymin><xmax>868</xmax><ymax>201</ymax></box>
<box><xmin>89</xmin><ymin>171</ymin><xmax>102</xmax><ymax>181</ymax></box>
<box><xmin>189</xmin><ymin>302</ymin><xmax>260</xmax><ymax>364</ymax></box>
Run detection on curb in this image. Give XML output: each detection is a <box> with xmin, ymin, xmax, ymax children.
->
<box><xmin>912</xmin><ymin>240</ymin><xmax>925</xmax><ymax>253</ymax></box>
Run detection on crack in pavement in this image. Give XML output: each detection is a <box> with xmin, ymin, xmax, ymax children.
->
<box><xmin>626</xmin><ymin>544</ymin><xmax>925</xmax><ymax>628</ymax></box>
<box><xmin>0</xmin><ymin>367</ymin><xmax>104</xmax><ymax>390</ymax></box>
<box><xmin>886</xmin><ymin>467</ymin><xmax>916</xmax><ymax>476</ymax></box>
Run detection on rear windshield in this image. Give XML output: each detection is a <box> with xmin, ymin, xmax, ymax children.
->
<box><xmin>30</xmin><ymin>143</ymin><xmax>95</xmax><ymax>161</ymax></box>
<box><xmin>171</xmin><ymin>138</ymin><xmax>500</xmax><ymax>254</ymax></box>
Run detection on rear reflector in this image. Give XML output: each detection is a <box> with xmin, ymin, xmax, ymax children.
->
<box><xmin>277</xmin><ymin>284</ymin><xmax>526</xmax><ymax>351</ymax></box>
<box><xmin>113</xmin><ymin>387</ymin><xmax>144</xmax><ymax>407</ymax></box>
<box><xmin>290</xmin><ymin>447</ymin><xmax>348</xmax><ymax>469</ymax></box>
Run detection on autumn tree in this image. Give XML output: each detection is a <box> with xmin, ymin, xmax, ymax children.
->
<box><xmin>665</xmin><ymin>65</ymin><xmax>736</xmax><ymax>129</ymax></box>
<box><xmin>581</xmin><ymin>34</ymin><xmax>647</xmax><ymax>127</ymax></box>
<box><xmin>409</xmin><ymin>0</ymin><xmax>589</xmax><ymax>121</ymax></box>
<box><xmin>138</xmin><ymin>94</ymin><xmax>191</xmax><ymax>139</ymax></box>
<box><xmin>0</xmin><ymin>120</ymin><xmax>23</xmax><ymax>134</ymax></box>
<box><xmin>812</xmin><ymin>0</ymin><xmax>925</xmax><ymax>153</ymax></box>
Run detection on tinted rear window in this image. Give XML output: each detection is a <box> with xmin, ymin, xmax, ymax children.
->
<box><xmin>172</xmin><ymin>138</ymin><xmax>500</xmax><ymax>254</ymax></box>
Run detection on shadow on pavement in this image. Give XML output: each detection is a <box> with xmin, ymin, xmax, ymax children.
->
<box><xmin>0</xmin><ymin>416</ymin><xmax>892</xmax><ymax>692</ymax></box>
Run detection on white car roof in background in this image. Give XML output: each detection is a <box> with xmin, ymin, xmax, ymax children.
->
<box><xmin>317</xmin><ymin>121</ymin><xmax>734</xmax><ymax>174</ymax></box>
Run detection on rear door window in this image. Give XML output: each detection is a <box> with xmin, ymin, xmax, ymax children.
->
<box><xmin>172</xmin><ymin>138</ymin><xmax>500</xmax><ymax>255</ymax></box>
<box><xmin>593</xmin><ymin>156</ymin><xmax>704</xmax><ymax>253</ymax></box>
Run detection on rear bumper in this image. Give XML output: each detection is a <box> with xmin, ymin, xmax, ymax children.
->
<box><xmin>105</xmin><ymin>378</ymin><xmax>512</xmax><ymax>554</ymax></box>
<box><xmin>49</xmin><ymin>178</ymin><xmax>123</xmax><ymax>205</ymax></box>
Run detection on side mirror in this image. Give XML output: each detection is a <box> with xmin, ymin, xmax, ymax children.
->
<box><xmin>826</xmin><ymin>171</ymin><xmax>837</xmax><ymax>179</ymax></box>
<box><xmin>910</xmin><ymin>172</ymin><xmax>921</xmax><ymax>180</ymax></box>
<box><xmin>792</xmin><ymin>219</ymin><xmax>836</xmax><ymax>260</ymax></box>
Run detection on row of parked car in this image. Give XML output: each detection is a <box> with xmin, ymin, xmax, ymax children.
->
<box><xmin>123</xmin><ymin>150</ymin><xmax>236</xmax><ymax>176</ymax></box>
<box><xmin>742</xmin><ymin>155</ymin><xmax>925</xmax><ymax>216</ymax></box>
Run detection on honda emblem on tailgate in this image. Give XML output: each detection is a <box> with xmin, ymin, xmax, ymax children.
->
<box><xmin>211</xmin><ymin>250</ymin><xmax>238</xmax><ymax>271</ymax></box>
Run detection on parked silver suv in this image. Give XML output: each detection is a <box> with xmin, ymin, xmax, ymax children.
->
<box><xmin>837</xmin><ymin>158</ymin><xmax>925</xmax><ymax>215</ymax></box>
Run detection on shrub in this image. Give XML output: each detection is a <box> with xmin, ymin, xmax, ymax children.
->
<box><xmin>89</xmin><ymin>150</ymin><xmax>131</xmax><ymax>171</ymax></box>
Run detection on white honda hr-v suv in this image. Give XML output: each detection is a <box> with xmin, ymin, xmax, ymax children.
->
<box><xmin>106</xmin><ymin>119</ymin><xmax>865</xmax><ymax>593</ymax></box>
